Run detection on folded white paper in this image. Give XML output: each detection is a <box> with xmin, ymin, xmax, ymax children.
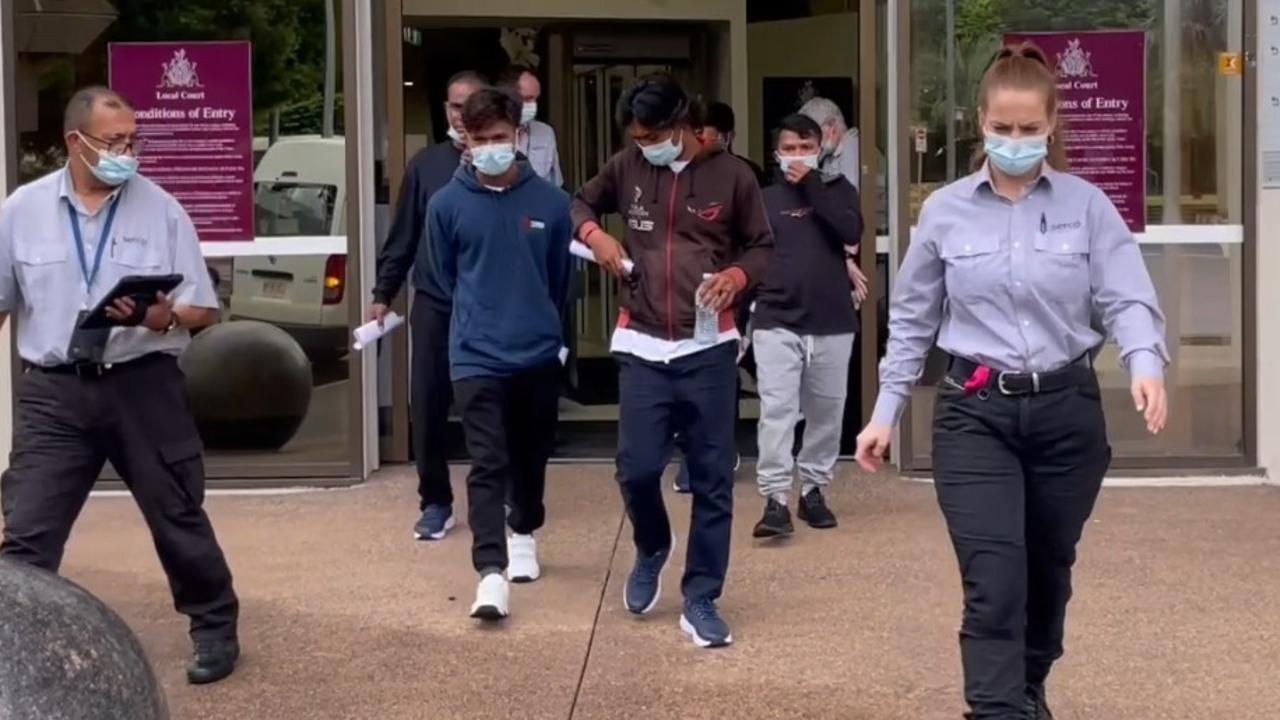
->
<box><xmin>352</xmin><ymin>312</ymin><xmax>405</xmax><ymax>350</ymax></box>
<box><xmin>570</xmin><ymin>240</ymin><xmax>635</xmax><ymax>275</ymax></box>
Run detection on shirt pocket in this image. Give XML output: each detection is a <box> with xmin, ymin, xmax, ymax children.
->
<box><xmin>1032</xmin><ymin>231</ymin><xmax>1091</xmax><ymax>306</ymax></box>
<box><xmin>12</xmin><ymin>239</ymin><xmax>70</xmax><ymax>299</ymax></box>
<box><xmin>939</xmin><ymin>233</ymin><xmax>1003</xmax><ymax>302</ymax></box>
<box><xmin>109</xmin><ymin>235</ymin><xmax>165</xmax><ymax>271</ymax></box>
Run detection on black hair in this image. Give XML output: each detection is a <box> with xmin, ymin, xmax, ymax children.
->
<box><xmin>497</xmin><ymin>65</ymin><xmax>536</xmax><ymax>88</ymax></box>
<box><xmin>447</xmin><ymin>70</ymin><xmax>489</xmax><ymax>92</ymax></box>
<box><xmin>461</xmin><ymin>87</ymin><xmax>522</xmax><ymax>133</ymax></box>
<box><xmin>703</xmin><ymin>101</ymin><xmax>736</xmax><ymax>134</ymax></box>
<box><xmin>64</xmin><ymin>86</ymin><xmax>133</xmax><ymax>134</ymax></box>
<box><xmin>772</xmin><ymin>113</ymin><xmax>823</xmax><ymax>148</ymax></box>
<box><xmin>615</xmin><ymin>73</ymin><xmax>690</xmax><ymax>131</ymax></box>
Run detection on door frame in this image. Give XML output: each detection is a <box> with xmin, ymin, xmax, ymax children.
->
<box><xmin>857</xmin><ymin>0</ymin><xmax>882</xmax><ymax>427</ymax></box>
<box><xmin>381</xmin><ymin>3</ymin><xmax>890</xmax><ymax>460</ymax></box>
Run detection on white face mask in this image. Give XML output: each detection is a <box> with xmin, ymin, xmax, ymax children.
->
<box><xmin>776</xmin><ymin>153</ymin><xmax>820</xmax><ymax>171</ymax></box>
<box><xmin>447</xmin><ymin>126</ymin><xmax>465</xmax><ymax>145</ymax></box>
<box><xmin>521</xmin><ymin>102</ymin><xmax>538</xmax><ymax>126</ymax></box>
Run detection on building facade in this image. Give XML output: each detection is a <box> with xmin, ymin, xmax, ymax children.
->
<box><xmin>0</xmin><ymin>0</ymin><xmax>1275</xmax><ymax>484</ymax></box>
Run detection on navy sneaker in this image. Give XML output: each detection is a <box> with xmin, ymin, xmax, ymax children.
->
<box><xmin>624</xmin><ymin>535</ymin><xmax>674</xmax><ymax>614</ymax></box>
<box><xmin>680</xmin><ymin>598</ymin><xmax>733</xmax><ymax>648</ymax></box>
<box><xmin>414</xmin><ymin>504</ymin><xmax>456</xmax><ymax>541</ymax></box>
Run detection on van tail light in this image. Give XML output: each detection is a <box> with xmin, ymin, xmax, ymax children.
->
<box><xmin>323</xmin><ymin>254</ymin><xmax>346</xmax><ymax>305</ymax></box>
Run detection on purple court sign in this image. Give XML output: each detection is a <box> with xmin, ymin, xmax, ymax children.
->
<box><xmin>1005</xmin><ymin>30</ymin><xmax>1147</xmax><ymax>232</ymax></box>
<box><xmin>109</xmin><ymin>41</ymin><xmax>254</xmax><ymax>241</ymax></box>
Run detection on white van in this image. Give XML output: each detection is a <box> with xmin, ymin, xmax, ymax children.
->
<box><xmin>230</xmin><ymin>137</ymin><xmax>349</xmax><ymax>359</ymax></box>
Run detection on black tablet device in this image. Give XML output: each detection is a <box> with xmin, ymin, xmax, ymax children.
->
<box><xmin>78</xmin><ymin>274</ymin><xmax>185</xmax><ymax>330</ymax></box>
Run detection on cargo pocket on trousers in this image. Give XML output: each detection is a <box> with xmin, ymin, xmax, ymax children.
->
<box><xmin>160</xmin><ymin>437</ymin><xmax>207</xmax><ymax>508</ymax></box>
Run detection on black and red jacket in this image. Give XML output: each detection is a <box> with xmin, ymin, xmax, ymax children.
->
<box><xmin>570</xmin><ymin>144</ymin><xmax>774</xmax><ymax>340</ymax></box>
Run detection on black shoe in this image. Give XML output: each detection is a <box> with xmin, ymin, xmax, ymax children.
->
<box><xmin>1025</xmin><ymin>683</ymin><xmax>1054</xmax><ymax>720</ymax></box>
<box><xmin>796</xmin><ymin>488</ymin><xmax>838</xmax><ymax>529</ymax></box>
<box><xmin>752</xmin><ymin>498</ymin><xmax>794</xmax><ymax>538</ymax></box>
<box><xmin>187</xmin><ymin>638</ymin><xmax>239</xmax><ymax>685</ymax></box>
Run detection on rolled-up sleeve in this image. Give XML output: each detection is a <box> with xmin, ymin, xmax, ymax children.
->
<box><xmin>1087</xmin><ymin>191</ymin><xmax>1169</xmax><ymax>380</ymax></box>
<box><xmin>870</xmin><ymin>204</ymin><xmax>947</xmax><ymax>427</ymax></box>
<box><xmin>170</xmin><ymin>203</ymin><xmax>218</xmax><ymax>310</ymax></box>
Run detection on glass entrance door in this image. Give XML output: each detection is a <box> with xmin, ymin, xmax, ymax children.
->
<box><xmin>564</xmin><ymin>64</ymin><xmax>673</xmax><ymax>415</ymax></box>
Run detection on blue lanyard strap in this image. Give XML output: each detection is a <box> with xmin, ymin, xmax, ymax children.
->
<box><xmin>64</xmin><ymin>195</ymin><xmax>120</xmax><ymax>290</ymax></box>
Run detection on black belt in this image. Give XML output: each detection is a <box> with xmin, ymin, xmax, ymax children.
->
<box><xmin>946</xmin><ymin>355</ymin><xmax>1093</xmax><ymax>397</ymax></box>
<box><xmin>30</xmin><ymin>353</ymin><xmax>170</xmax><ymax>379</ymax></box>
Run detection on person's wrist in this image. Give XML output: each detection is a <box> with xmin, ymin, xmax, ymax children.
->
<box><xmin>580</xmin><ymin>222</ymin><xmax>603</xmax><ymax>245</ymax></box>
<box><xmin>160</xmin><ymin>307</ymin><xmax>179</xmax><ymax>334</ymax></box>
<box><xmin>1128</xmin><ymin>350</ymin><xmax>1165</xmax><ymax>382</ymax></box>
<box><xmin>723</xmin><ymin>267</ymin><xmax>748</xmax><ymax>292</ymax></box>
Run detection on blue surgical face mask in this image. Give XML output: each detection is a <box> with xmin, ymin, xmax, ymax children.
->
<box><xmin>471</xmin><ymin>143</ymin><xmax>516</xmax><ymax>176</ymax></box>
<box><xmin>984</xmin><ymin>133</ymin><xmax>1049</xmax><ymax>177</ymax></box>
<box><xmin>78</xmin><ymin>133</ymin><xmax>138</xmax><ymax>186</ymax></box>
<box><xmin>521</xmin><ymin>102</ymin><xmax>538</xmax><ymax>126</ymax></box>
<box><xmin>639</xmin><ymin>132</ymin><xmax>683</xmax><ymax>167</ymax></box>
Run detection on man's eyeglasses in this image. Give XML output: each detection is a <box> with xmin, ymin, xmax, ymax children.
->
<box><xmin>78</xmin><ymin>130</ymin><xmax>145</xmax><ymax>156</ymax></box>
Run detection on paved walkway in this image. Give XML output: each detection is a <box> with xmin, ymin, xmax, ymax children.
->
<box><xmin>23</xmin><ymin>466</ymin><xmax>1280</xmax><ymax>719</ymax></box>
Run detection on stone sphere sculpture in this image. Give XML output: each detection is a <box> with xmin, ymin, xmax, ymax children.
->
<box><xmin>180</xmin><ymin>320</ymin><xmax>314</xmax><ymax>451</ymax></box>
<box><xmin>0</xmin><ymin>559</ymin><xmax>168</xmax><ymax>719</ymax></box>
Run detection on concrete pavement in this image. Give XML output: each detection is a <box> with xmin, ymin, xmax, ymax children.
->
<box><xmin>12</xmin><ymin>466</ymin><xmax>1280</xmax><ymax>719</ymax></box>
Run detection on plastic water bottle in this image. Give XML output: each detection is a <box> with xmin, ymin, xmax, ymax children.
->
<box><xmin>694</xmin><ymin>273</ymin><xmax>719</xmax><ymax>345</ymax></box>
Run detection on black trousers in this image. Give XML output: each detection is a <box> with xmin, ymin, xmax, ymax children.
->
<box><xmin>0</xmin><ymin>354</ymin><xmax>239</xmax><ymax>641</ymax></box>
<box><xmin>411</xmin><ymin>292</ymin><xmax>454</xmax><ymax>510</ymax></box>
<box><xmin>617</xmin><ymin>342</ymin><xmax>738</xmax><ymax>601</ymax></box>
<box><xmin>932</xmin><ymin>368</ymin><xmax>1111</xmax><ymax>720</ymax></box>
<box><xmin>454</xmin><ymin>364</ymin><xmax>560</xmax><ymax>573</ymax></box>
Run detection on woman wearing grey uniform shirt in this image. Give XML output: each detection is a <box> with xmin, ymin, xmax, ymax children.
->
<box><xmin>855</xmin><ymin>45</ymin><xmax>1169</xmax><ymax>720</ymax></box>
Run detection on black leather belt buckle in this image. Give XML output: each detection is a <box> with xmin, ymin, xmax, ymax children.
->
<box><xmin>996</xmin><ymin>371</ymin><xmax>1039</xmax><ymax>396</ymax></box>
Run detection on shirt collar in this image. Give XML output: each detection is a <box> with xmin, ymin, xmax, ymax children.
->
<box><xmin>58</xmin><ymin>166</ymin><xmax>124</xmax><ymax>215</ymax></box>
<box><xmin>970</xmin><ymin>160</ymin><xmax>1056</xmax><ymax>197</ymax></box>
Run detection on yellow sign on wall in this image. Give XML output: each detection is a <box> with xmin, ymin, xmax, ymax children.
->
<box><xmin>1219</xmin><ymin>52</ymin><xmax>1243</xmax><ymax>76</ymax></box>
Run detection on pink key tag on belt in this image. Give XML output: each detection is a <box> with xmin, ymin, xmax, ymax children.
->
<box><xmin>963</xmin><ymin>366</ymin><xmax>992</xmax><ymax>396</ymax></box>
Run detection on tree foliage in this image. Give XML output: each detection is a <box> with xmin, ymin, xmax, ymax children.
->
<box><xmin>108</xmin><ymin>0</ymin><xmax>328</xmax><ymax>114</ymax></box>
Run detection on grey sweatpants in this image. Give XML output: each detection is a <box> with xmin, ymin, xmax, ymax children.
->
<box><xmin>753</xmin><ymin>327</ymin><xmax>855</xmax><ymax>503</ymax></box>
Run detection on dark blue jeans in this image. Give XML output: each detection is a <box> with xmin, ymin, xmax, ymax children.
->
<box><xmin>616</xmin><ymin>342</ymin><xmax>738</xmax><ymax>602</ymax></box>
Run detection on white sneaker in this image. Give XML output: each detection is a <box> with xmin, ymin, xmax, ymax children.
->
<box><xmin>507</xmin><ymin>534</ymin><xmax>541</xmax><ymax>583</ymax></box>
<box><xmin>470</xmin><ymin>574</ymin><xmax>509</xmax><ymax>621</ymax></box>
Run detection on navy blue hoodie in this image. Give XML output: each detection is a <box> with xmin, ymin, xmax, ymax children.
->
<box><xmin>428</xmin><ymin>162</ymin><xmax>572</xmax><ymax>381</ymax></box>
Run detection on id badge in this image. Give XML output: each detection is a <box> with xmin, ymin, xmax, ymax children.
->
<box><xmin>66</xmin><ymin>310</ymin><xmax>111</xmax><ymax>363</ymax></box>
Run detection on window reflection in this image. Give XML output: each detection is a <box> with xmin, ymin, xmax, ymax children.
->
<box><xmin>904</xmin><ymin>0</ymin><xmax>1246</xmax><ymax>467</ymax></box>
<box><xmin>9</xmin><ymin>0</ymin><xmax>355</xmax><ymax>476</ymax></box>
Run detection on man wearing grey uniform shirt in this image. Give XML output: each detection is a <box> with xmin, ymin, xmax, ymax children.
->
<box><xmin>500</xmin><ymin>66</ymin><xmax>564</xmax><ymax>187</ymax></box>
<box><xmin>0</xmin><ymin>87</ymin><xmax>239</xmax><ymax>685</ymax></box>
<box><xmin>856</xmin><ymin>45</ymin><xmax>1168</xmax><ymax>719</ymax></box>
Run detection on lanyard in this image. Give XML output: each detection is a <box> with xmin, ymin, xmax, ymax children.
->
<box><xmin>64</xmin><ymin>195</ymin><xmax>120</xmax><ymax>290</ymax></box>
